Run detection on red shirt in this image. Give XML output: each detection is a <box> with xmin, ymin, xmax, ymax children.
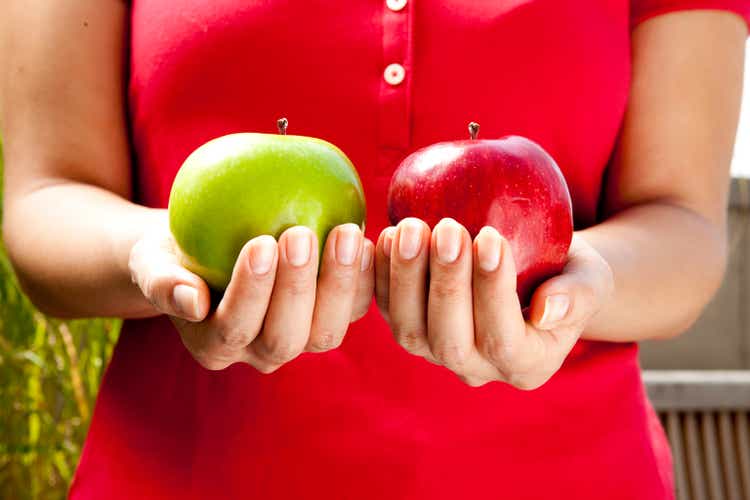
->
<box><xmin>71</xmin><ymin>1</ymin><xmax>750</xmax><ymax>499</ymax></box>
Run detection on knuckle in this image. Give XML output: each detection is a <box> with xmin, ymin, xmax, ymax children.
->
<box><xmin>322</xmin><ymin>271</ymin><xmax>355</xmax><ymax>296</ymax></box>
<box><xmin>146</xmin><ymin>270</ymin><xmax>172</xmax><ymax>294</ymax></box>
<box><xmin>217</xmin><ymin>328</ymin><xmax>254</xmax><ymax>349</ymax></box>
<box><xmin>128</xmin><ymin>236</ymin><xmax>155</xmax><ymax>269</ymax></box>
<box><xmin>193</xmin><ymin>352</ymin><xmax>232</xmax><ymax>371</ymax></box>
<box><xmin>285</xmin><ymin>277</ymin><xmax>313</xmax><ymax>297</ymax></box>
<box><xmin>308</xmin><ymin>331</ymin><xmax>343</xmax><ymax>352</ymax></box>
<box><xmin>430</xmin><ymin>277</ymin><xmax>465</xmax><ymax>302</ymax></box>
<box><xmin>259</xmin><ymin>339</ymin><xmax>303</xmax><ymax>365</ymax></box>
<box><xmin>431</xmin><ymin>342</ymin><xmax>470</xmax><ymax>371</ymax></box>
<box><xmin>481</xmin><ymin>336</ymin><xmax>515</xmax><ymax>369</ymax></box>
<box><xmin>143</xmin><ymin>272</ymin><xmax>174</xmax><ymax>309</ymax></box>
<box><xmin>508</xmin><ymin>373</ymin><xmax>547</xmax><ymax>391</ymax></box>
<box><xmin>389</xmin><ymin>270</ymin><xmax>414</xmax><ymax>291</ymax></box>
<box><xmin>567</xmin><ymin>283</ymin><xmax>598</xmax><ymax>324</ymax></box>
<box><xmin>392</xmin><ymin>325</ymin><xmax>426</xmax><ymax>354</ymax></box>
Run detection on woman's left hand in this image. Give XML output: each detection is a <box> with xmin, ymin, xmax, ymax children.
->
<box><xmin>375</xmin><ymin>218</ymin><xmax>614</xmax><ymax>389</ymax></box>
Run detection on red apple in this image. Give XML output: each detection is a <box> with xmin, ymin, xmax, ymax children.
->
<box><xmin>387</xmin><ymin>123</ymin><xmax>573</xmax><ymax>306</ymax></box>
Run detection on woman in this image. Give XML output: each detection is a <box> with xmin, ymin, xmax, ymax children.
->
<box><xmin>1</xmin><ymin>1</ymin><xmax>747</xmax><ymax>498</ymax></box>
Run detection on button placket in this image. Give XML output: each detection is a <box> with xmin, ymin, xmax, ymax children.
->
<box><xmin>377</xmin><ymin>0</ymin><xmax>413</xmax><ymax>172</ymax></box>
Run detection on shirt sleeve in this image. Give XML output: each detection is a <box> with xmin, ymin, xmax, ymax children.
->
<box><xmin>631</xmin><ymin>0</ymin><xmax>750</xmax><ymax>29</ymax></box>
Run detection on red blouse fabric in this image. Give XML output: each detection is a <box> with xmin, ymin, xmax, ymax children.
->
<box><xmin>70</xmin><ymin>1</ymin><xmax>750</xmax><ymax>499</ymax></box>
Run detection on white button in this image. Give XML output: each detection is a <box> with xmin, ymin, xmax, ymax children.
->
<box><xmin>384</xmin><ymin>63</ymin><xmax>405</xmax><ymax>85</ymax></box>
<box><xmin>386</xmin><ymin>0</ymin><xmax>407</xmax><ymax>12</ymax></box>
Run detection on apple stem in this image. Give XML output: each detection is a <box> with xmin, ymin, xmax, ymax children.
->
<box><xmin>277</xmin><ymin>117</ymin><xmax>288</xmax><ymax>135</ymax></box>
<box><xmin>468</xmin><ymin>122</ymin><xmax>480</xmax><ymax>140</ymax></box>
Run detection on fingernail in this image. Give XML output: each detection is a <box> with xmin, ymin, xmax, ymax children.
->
<box><xmin>477</xmin><ymin>227</ymin><xmax>501</xmax><ymax>272</ymax></box>
<box><xmin>361</xmin><ymin>241</ymin><xmax>373</xmax><ymax>271</ymax></box>
<box><xmin>540</xmin><ymin>294</ymin><xmax>570</xmax><ymax>328</ymax></box>
<box><xmin>398</xmin><ymin>220</ymin><xmax>422</xmax><ymax>260</ymax></box>
<box><xmin>383</xmin><ymin>227</ymin><xmax>395</xmax><ymax>258</ymax></box>
<box><xmin>435</xmin><ymin>220</ymin><xmax>462</xmax><ymax>264</ymax></box>
<box><xmin>286</xmin><ymin>227</ymin><xmax>312</xmax><ymax>267</ymax></box>
<box><xmin>335</xmin><ymin>224</ymin><xmax>359</xmax><ymax>266</ymax></box>
<box><xmin>172</xmin><ymin>284</ymin><xmax>199</xmax><ymax>320</ymax></box>
<box><xmin>249</xmin><ymin>236</ymin><xmax>276</xmax><ymax>275</ymax></box>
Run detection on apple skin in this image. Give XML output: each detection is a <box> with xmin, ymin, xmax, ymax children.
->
<box><xmin>387</xmin><ymin>135</ymin><xmax>573</xmax><ymax>306</ymax></box>
<box><xmin>169</xmin><ymin>133</ymin><xmax>366</xmax><ymax>290</ymax></box>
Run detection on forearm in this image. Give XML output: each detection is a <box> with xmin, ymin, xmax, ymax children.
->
<box><xmin>578</xmin><ymin>201</ymin><xmax>726</xmax><ymax>342</ymax></box>
<box><xmin>3</xmin><ymin>181</ymin><xmax>163</xmax><ymax>319</ymax></box>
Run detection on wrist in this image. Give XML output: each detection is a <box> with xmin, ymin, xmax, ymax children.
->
<box><xmin>110</xmin><ymin>206</ymin><xmax>168</xmax><ymax>291</ymax></box>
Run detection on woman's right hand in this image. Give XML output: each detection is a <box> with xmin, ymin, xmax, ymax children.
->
<box><xmin>128</xmin><ymin>218</ymin><xmax>374</xmax><ymax>372</ymax></box>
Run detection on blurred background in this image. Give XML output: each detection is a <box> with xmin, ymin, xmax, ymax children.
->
<box><xmin>1</xmin><ymin>43</ymin><xmax>750</xmax><ymax>500</ymax></box>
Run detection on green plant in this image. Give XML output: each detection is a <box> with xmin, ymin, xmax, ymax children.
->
<box><xmin>0</xmin><ymin>139</ymin><xmax>121</xmax><ymax>499</ymax></box>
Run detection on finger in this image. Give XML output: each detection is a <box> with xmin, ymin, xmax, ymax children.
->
<box><xmin>472</xmin><ymin>227</ymin><xmax>542</xmax><ymax>380</ymax></box>
<box><xmin>427</xmin><ymin>219</ymin><xmax>485</xmax><ymax>375</ymax></box>
<box><xmin>351</xmin><ymin>238</ymin><xmax>375</xmax><ymax>322</ymax></box>
<box><xmin>528</xmin><ymin>235</ymin><xmax>614</xmax><ymax>331</ymax></box>
<box><xmin>307</xmin><ymin>224</ymin><xmax>363</xmax><ymax>352</ymax></box>
<box><xmin>248</xmin><ymin>226</ymin><xmax>318</xmax><ymax>372</ymax></box>
<box><xmin>374</xmin><ymin>227</ymin><xmax>395</xmax><ymax>321</ymax></box>
<box><xmin>128</xmin><ymin>231</ymin><xmax>211</xmax><ymax>322</ymax></box>
<box><xmin>389</xmin><ymin>218</ymin><xmax>432</xmax><ymax>358</ymax></box>
<box><xmin>214</xmin><ymin>236</ymin><xmax>278</xmax><ymax>345</ymax></box>
<box><xmin>178</xmin><ymin>235</ymin><xmax>279</xmax><ymax>370</ymax></box>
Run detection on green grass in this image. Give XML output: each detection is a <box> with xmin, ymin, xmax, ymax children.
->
<box><xmin>0</xmin><ymin>141</ymin><xmax>121</xmax><ymax>499</ymax></box>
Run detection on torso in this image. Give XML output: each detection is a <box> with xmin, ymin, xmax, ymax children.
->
<box><xmin>71</xmin><ymin>2</ymin><xmax>673</xmax><ymax>498</ymax></box>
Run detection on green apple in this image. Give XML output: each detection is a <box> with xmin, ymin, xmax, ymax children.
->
<box><xmin>168</xmin><ymin>119</ymin><xmax>366</xmax><ymax>290</ymax></box>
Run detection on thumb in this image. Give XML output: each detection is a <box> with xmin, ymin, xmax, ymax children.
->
<box><xmin>128</xmin><ymin>229</ymin><xmax>211</xmax><ymax>322</ymax></box>
<box><xmin>528</xmin><ymin>236</ymin><xmax>613</xmax><ymax>331</ymax></box>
